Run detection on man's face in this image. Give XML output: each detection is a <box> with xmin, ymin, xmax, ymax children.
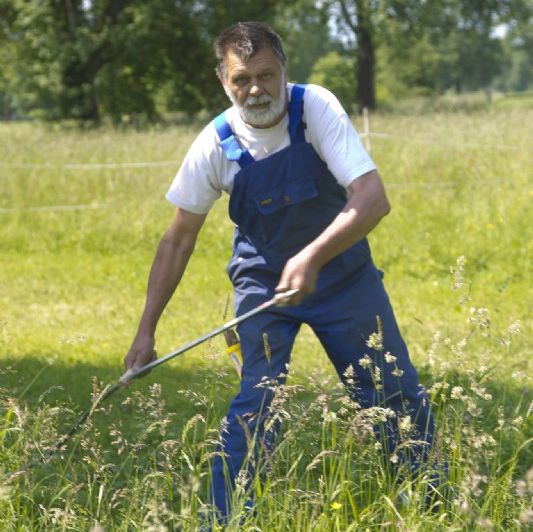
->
<box><xmin>220</xmin><ymin>46</ymin><xmax>287</xmax><ymax>128</ymax></box>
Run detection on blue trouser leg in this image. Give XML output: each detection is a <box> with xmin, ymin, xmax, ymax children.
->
<box><xmin>308</xmin><ymin>265</ymin><xmax>434</xmax><ymax>468</ymax></box>
<box><xmin>211</xmin><ymin>266</ymin><xmax>435</xmax><ymax>518</ymax></box>
<box><xmin>211</xmin><ymin>311</ymin><xmax>300</xmax><ymax>520</ymax></box>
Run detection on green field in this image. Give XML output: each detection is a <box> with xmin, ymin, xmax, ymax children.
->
<box><xmin>0</xmin><ymin>109</ymin><xmax>531</xmax><ymax>530</ymax></box>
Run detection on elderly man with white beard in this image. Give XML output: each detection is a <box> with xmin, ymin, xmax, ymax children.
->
<box><xmin>124</xmin><ymin>21</ymin><xmax>437</xmax><ymax>523</ymax></box>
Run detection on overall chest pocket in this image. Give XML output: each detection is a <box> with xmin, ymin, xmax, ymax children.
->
<box><xmin>253</xmin><ymin>177</ymin><xmax>319</xmax><ymax>249</ymax></box>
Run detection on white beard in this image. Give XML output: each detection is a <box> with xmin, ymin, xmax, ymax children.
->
<box><xmin>224</xmin><ymin>78</ymin><xmax>287</xmax><ymax>128</ymax></box>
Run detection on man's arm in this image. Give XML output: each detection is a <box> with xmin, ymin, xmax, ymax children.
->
<box><xmin>276</xmin><ymin>169</ymin><xmax>390</xmax><ymax>305</ymax></box>
<box><xmin>124</xmin><ymin>207</ymin><xmax>207</xmax><ymax>371</ymax></box>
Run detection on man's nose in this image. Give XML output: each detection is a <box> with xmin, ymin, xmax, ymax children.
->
<box><xmin>249</xmin><ymin>80</ymin><xmax>263</xmax><ymax>97</ymax></box>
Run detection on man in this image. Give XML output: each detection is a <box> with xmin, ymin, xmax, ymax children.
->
<box><xmin>124</xmin><ymin>21</ymin><xmax>435</xmax><ymax>520</ymax></box>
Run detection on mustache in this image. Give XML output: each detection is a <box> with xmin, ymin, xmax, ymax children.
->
<box><xmin>245</xmin><ymin>93</ymin><xmax>273</xmax><ymax>107</ymax></box>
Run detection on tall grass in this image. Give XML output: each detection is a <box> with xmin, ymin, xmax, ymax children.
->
<box><xmin>0</xmin><ymin>107</ymin><xmax>531</xmax><ymax>529</ymax></box>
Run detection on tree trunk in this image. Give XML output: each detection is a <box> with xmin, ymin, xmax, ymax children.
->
<box><xmin>354</xmin><ymin>0</ymin><xmax>375</xmax><ymax>111</ymax></box>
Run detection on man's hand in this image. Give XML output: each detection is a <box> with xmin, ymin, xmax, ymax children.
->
<box><xmin>124</xmin><ymin>334</ymin><xmax>157</xmax><ymax>372</ymax></box>
<box><xmin>275</xmin><ymin>250</ymin><xmax>320</xmax><ymax>306</ymax></box>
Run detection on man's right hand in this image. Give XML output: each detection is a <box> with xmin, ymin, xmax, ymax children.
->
<box><xmin>124</xmin><ymin>334</ymin><xmax>157</xmax><ymax>373</ymax></box>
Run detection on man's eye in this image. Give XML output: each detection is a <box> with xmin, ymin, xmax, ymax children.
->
<box><xmin>260</xmin><ymin>73</ymin><xmax>273</xmax><ymax>80</ymax></box>
<box><xmin>234</xmin><ymin>77</ymin><xmax>249</xmax><ymax>86</ymax></box>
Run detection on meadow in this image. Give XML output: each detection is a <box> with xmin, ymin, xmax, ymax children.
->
<box><xmin>0</xmin><ymin>106</ymin><xmax>531</xmax><ymax>530</ymax></box>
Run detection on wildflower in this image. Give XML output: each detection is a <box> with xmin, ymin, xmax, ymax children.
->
<box><xmin>366</xmin><ymin>331</ymin><xmax>383</xmax><ymax>351</ymax></box>
<box><xmin>359</xmin><ymin>354</ymin><xmax>372</xmax><ymax>369</ymax></box>
<box><xmin>471</xmin><ymin>434</ymin><xmax>496</xmax><ymax>449</ymax></box>
<box><xmin>468</xmin><ymin>307</ymin><xmax>490</xmax><ymax>331</ymax></box>
<box><xmin>324</xmin><ymin>411</ymin><xmax>337</xmax><ymax>423</ymax></box>
<box><xmin>392</xmin><ymin>368</ymin><xmax>404</xmax><ymax>378</ymax></box>
<box><xmin>508</xmin><ymin>320</ymin><xmax>521</xmax><ymax>335</ymax></box>
<box><xmin>512</xmin><ymin>416</ymin><xmax>523</xmax><ymax>428</ymax></box>
<box><xmin>0</xmin><ymin>485</ymin><xmax>11</xmax><ymax>502</ymax></box>
<box><xmin>512</xmin><ymin>370</ymin><xmax>528</xmax><ymax>381</ymax></box>
<box><xmin>343</xmin><ymin>365</ymin><xmax>355</xmax><ymax>378</ymax></box>
<box><xmin>520</xmin><ymin>509</ymin><xmax>533</xmax><ymax>527</ymax></box>
<box><xmin>373</xmin><ymin>366</ymin><xmax>381</xmax><ymax>383</ymax></box>
<box><xmin>330</xmin><ymin>502</ymin><xmax>342</xmax><ymax>511</ymax></box>
<box><xmin>235</xmin><ymin>469</ymin><xmax>250</xmax><ymax>493</ymax></box>
<box><xmin>471</xmin><ymin>382</ymin><xmax>492</xmax><ymax>401</ymax></box>
<box><xmin>516</xmin><ymin>480</ymin><xmax>527</xmax><ymax>498</ymax></box>
<box><xmin>450</xmin><ymin>255</ymin><xmax>467</xmax><ymax>290</ymax></box>
<box><xmin>452</xmin><ymin>338</ymin><xmax>467</xmax><ymax>356</ymax></box>
<box><xmin>384</xmin><ymin>352</ymin><xmax>396</xmax><ymax>364</ymax></box>
<box><xmin>389</xmin><ymin>453</ymin><xmax>399</xmax><ymax>464</ymax></box>
<box><xmin>451</xmin><ymin>386</ymin><xmax>465</xmax><ymax>400</ymax></box>
<box><xmin>476</xmin><ymin>517</ymin><xmax>494</xmax><ymax>530</ymax></box>
<box><xmin>399</xmin><ymin>415</ymin><xmax>412</xmax><ymax>434</ymax></box>
<box><xmin>343</xmin><ymin>364</ymin><xmax>356</xmax><ymax>387</ymax></box>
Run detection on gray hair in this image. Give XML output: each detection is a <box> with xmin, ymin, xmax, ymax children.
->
<box><xmin>214</xmin><ymin>21</ymin><xmax>286</xmax><ymax>79</ymax></box>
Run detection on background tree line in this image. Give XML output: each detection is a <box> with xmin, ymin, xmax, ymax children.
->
<box><xmin>0</xmin><ymin>0</ymin><xmax>531</xmax><ymax>124</ymax></box>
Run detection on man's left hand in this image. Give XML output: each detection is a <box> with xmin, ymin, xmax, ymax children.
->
<box><xmin>276</xmin><ymin>250</ymin><xmax>319</xmax><ymax>306</ymax></box>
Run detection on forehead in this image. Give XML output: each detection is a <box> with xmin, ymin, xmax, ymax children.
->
<box><xmin>225</xmin><ymin>47</ymin><xmax>282</xmax><ymax>77</ymax></box>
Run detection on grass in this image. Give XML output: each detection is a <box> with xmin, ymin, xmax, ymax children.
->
<box><xmin>0</xmin><ymin>107</ymin><xmax>532</xmax><ymax>530</ymax></box>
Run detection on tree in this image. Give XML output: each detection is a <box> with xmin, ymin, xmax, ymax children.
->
<box><xmin>308</xmin><ymin>51</ymin><xmax>357</xmax><ymax>111</ymax></box>
<box><xmin>336</xmin><ymin>0</ymin><xmax>377</xmax><ymax>111</ymax></box>
<box><xmin>275</xmin><ymin>0</ymin><xmax>339</xmax><ymax>83</ymax></box>
<box><xmin>1</xmin><ymin>0</ymin><xmax>282</xmax><ymax>123</ymax></box>
<box><xmin>332</xmin><ymin>0</ymin><xmax>530</xmax><ymax>109</ymax></box>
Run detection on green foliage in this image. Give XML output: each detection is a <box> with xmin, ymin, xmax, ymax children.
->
<box><xmin>0</xmin><ymin>0</ymin><xmax>532</xmax><ymax>116</ymax></box>
<box><xmin>275</xmin><ymin>0</ymin><xmax>339</xmax><ymax>83</ymax></box>
<box><xmin>334</xmin><ymin>0</ymin><xmax>532</xmax><ymax>106</ymax></box>
<box><xmin>0</xmin><ymin>0</ymin><xmax>282</xmax><ymax>123</ymax></box>
<box><xmin>308</xmin><ymin>52</ymin><xmax>357</xmax><ymax>112</ymax></box>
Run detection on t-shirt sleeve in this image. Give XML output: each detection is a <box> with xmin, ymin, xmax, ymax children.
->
<box><xmin>165</xmin><ymin>123</ymin><xmax>223</xmax><ymax>215</ymax></box>
<box><xmin>303</xmin><ymin>84</ymin><xmax>376</xmax><ymax>188</ymax></box>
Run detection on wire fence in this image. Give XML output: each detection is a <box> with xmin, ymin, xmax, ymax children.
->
<box><xmin>0</xmin><ymin>112</ymin><xmax>523</xmax><ymax>172</ymax></box>
<box><xmin>0</xmin><ymin>161</ymin><xmax>177</xmax><ymax>169</ymax></box>
<box><xmin>0</xmin><ymin>113</ymin><xmax>525</xmax><ymax>214</ymax></box>
<box><xmin>0</xmin><ymin>204</ymin><xmax>109</xmax><ymax>213</ymax></box>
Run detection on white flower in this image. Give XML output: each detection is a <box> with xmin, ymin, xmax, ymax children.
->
<box><xmin>508</xmin><ymin>320</ymin><xmax>521</xmax><ymax>335</ymax></box>
<box><xmin>519</xmin><ymin>509</ymin><xmax>533</xmax><ymax>527</ymax></box>
<box><xmin>384</xmin><ymin>352</ymin><xmax>396</xmax><ymax>364</ymax></box>
<box><xmin>359</xmin><ymin>354</ymin><xmax>372</xmax><ymax>369</ymax></box>
<box><xmin>399</xmin><ymin>415</ymin><xmax>412</xmax><ymax>433</ymax></box>
<box><xmin>366</xmin><ymin>331</ymin><xmax>383</xmax><ymax>351</ymax></box>
<box><xmin>392</xmin><ymin>368</ymin><xmax>404</xmax><ymax>378</ymax></box>
<box><xmin>451</xmin><ymin>386</ymin><xmax>464</xmax><ymax>400</ymax></box>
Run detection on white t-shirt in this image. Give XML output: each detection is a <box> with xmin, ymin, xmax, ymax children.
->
<box><xmin>166</xmin><ymin>83</ymin><xmax>376</xmax><ymax>215</ymax></box>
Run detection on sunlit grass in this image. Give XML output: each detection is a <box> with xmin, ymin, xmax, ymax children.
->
<box><xmin>0</xmin><ymin>108</ymin><xmax>531</xmax><ymax>529</ymax></box>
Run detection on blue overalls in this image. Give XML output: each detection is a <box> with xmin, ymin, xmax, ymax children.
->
<box><xmin>211</xmin><ymin>85</ymin><xmax>435</xmax><ymax>519</ymax></box>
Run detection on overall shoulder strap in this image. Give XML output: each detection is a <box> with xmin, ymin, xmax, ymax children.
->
<box><xmin>288</xmin><ymin>84</ymin><xmax>307</xmax><ymax>144</ymax></box>
<box><xmin>213</xmin><ymin>112</ymin><xmax>254</xmax><ymax>169</ymax></box>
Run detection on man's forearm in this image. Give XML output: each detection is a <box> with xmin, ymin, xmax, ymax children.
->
<box><xmin>276</xmin><ymin>170</ymin><xmax>390</xmax><ymax>302</ymax></box>
<box><xmin>304</xmin><ymin>171</ymin><xmax>390</xmax><ymax>269</ymax></box>
<box><xmin>136</xmin><ymin>233</ymin><xmax>196</xmax><ymax>337</ymax></box>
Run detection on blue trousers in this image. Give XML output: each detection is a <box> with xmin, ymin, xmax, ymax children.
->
<box><xmin>211</xmin><ymin>263</ymin><xmax>434</xmax><ymax>518</ymax></box>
